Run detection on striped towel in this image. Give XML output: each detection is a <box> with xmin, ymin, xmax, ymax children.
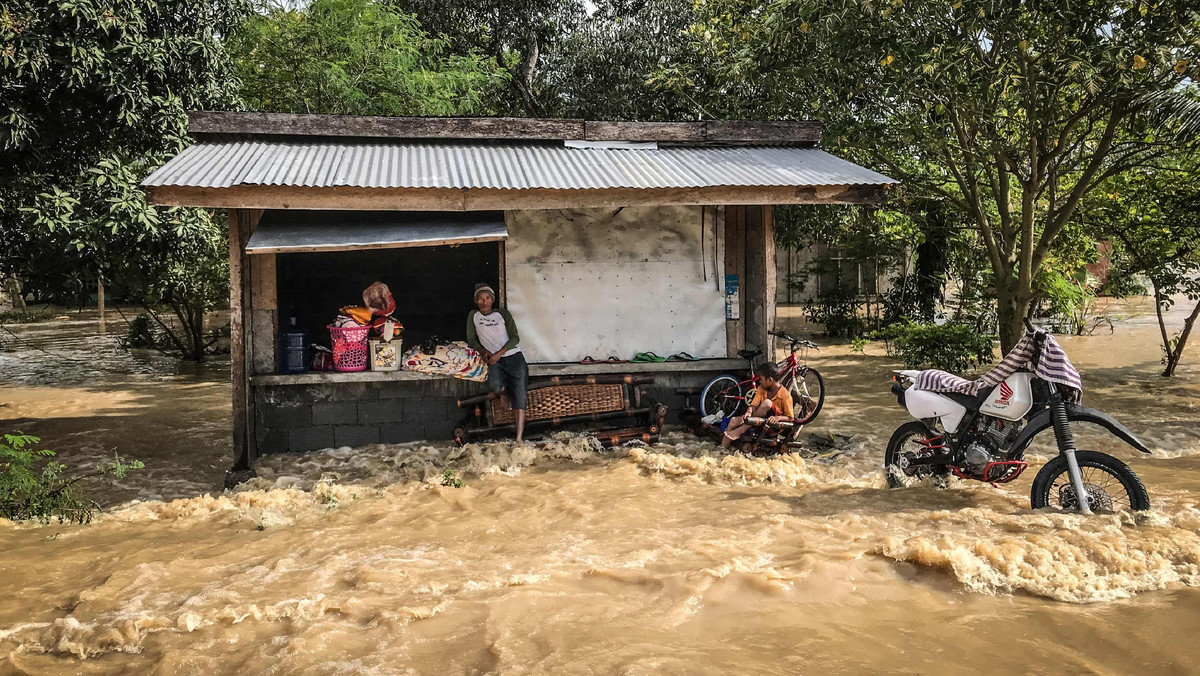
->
<box><xmin>914</xmin><ymin>330</ymin><xmax>1082</xmax><ymax>403</ymax></box>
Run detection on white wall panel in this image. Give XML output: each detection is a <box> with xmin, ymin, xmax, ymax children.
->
<box><xmin>506</xmin><ymin>207</ymin><xmax>726</xmax><ymax>362</ymax></box>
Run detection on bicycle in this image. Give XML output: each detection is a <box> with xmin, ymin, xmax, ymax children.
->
<box><xmin>699</xmin><ymin>330</ymin><xmax>826</xmax><ymax>425</ymax></box>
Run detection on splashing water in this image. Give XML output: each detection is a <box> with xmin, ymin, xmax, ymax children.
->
<box><xmin>2</xmin><ymin>301</ymin><xmax>1200</xmax><ymax>673</ymax></box>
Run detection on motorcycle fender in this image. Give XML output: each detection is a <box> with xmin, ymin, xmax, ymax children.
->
<box><xmin>1011</xmin><ymin>404</ymin><xmax>1152</xmax><ymax>455</ymax></box>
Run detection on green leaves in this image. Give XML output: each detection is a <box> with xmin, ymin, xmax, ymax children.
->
<box><xmin>1</xmin><ymin>432</ymin><xmax>145</xmax><ymax>523</ymax></box>
<box><xmin>227</xmin><ymin>0</ymin><xmax>505</xmax><ymax>117</ymax></box>
<box><xmin>1</xmin><ymin>0</ymin><xmax>249</xmax><ymax>308</ymax></box>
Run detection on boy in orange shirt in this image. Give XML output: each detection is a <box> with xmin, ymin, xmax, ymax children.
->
<box><xmin>721</xmin><ymin>363</ymin><xmax>794</xmax><ymax>448</ymax></box>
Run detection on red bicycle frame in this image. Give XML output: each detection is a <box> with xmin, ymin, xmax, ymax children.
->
<box><xmin>716</xmin><ymin>348</ymin><xmax>808</xmax><ymax>407</ymax></box>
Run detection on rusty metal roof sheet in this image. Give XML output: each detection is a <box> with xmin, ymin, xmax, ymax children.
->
<box><xmin>142</xmin><ymin>141</ymin><xmax>895</xmax><ymax>191</ymax></box>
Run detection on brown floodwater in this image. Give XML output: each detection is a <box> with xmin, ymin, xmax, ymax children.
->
<box><xmin>2</xmin><ymin>300</ymin><xmax>1199</xmax><ymax>674</ymax></box>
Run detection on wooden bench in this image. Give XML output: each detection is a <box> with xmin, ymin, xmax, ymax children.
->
<box><xmin>453</xmin><ymin>374</ymin><xmax>668</xmax><ymax>447</ymax></box>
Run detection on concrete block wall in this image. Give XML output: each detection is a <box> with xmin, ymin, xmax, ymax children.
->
<box><xmin>254</xmin><ymin>378</ymin><xmax>480</xmax><ymax>453</ymax></box>
<box><xmin>252</xmin><ymin>370</ymin><xmax>729</xmax><ymax>454</ymax></box>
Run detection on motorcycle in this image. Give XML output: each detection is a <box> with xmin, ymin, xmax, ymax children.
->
<box><xmin>885</xmin><ymin>317</ymin><xmax>1151</xmax><ymax>513</ymax></box>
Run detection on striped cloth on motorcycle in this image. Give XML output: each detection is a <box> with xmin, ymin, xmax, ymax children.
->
<box><xmin>914</xmin><ymin>330</ymin><xmax>1082</xmax><ymax>403</ymax></box>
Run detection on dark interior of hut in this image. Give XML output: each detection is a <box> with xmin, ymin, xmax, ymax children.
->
<box><xmin>276</xmin><ymin>244</ymin><xmax>501</xmax><ymax>353</ymax></box>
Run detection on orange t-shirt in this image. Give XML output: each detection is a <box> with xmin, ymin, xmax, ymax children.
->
<box><xmin>749</xmin><ymin>385</ymin><xmax>794</xmax><ymax>418</ymax></box>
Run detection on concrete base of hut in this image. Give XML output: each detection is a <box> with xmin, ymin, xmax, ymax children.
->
<box><xmin>250</xmin><ymin>363</ymin><xmax>739</xmax><ymax>454</ymax></box>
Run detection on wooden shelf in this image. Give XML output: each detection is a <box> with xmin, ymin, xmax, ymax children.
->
<box><xmin>250</xmin><ymin>358</ymin><xmax>745</xmax><ymax>387</ymax></box>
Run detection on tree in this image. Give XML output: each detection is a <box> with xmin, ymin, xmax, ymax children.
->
<box><xmin>540</xmin><ymin>0</ymin><xmax>711</xmax><ymax>120</ymax></box>
<box><xmin>1</xmin><ymin>0</ymin><xmax>251</xmax><ymax>358</ymax></box>
<box><xmin>703</xmin><ymin>0</ymin><xmax>1200</xmax><ymax>350</ymax></box>
<box><xmin>1082</xmin><ymin>155</ymin><xmax>1200</xmax><ymax>376</ymax></box>
<box><xmin>390</xmin><ymin>0</ymin><xmax>587</xmax><ymax>115</ymax></box>
<box><xmin>228</xmin><ymin>0</ymin><xmax>507</xmax><ymax>116</ymax></box>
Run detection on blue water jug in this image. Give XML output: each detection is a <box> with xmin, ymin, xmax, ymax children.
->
<box><xmin>279</xmin><ymin>317</ymin><xmax>310</xmax><ymax>374</ymax></box>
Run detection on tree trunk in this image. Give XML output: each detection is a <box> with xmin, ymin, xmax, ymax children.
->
<box><xmin>5</xmin><ymin>276</ymin><xmax>26</xmax><ymax>312</ymax></box>
<box><xmin>1163</xmin><ymin>296</ymin><xmax>1200</xmax><ymax>377</ymax></box>
<box><xmin>514</xmin><ymin>32</ymin><xmax>541</xmax><ymax>115</ymax></box>
<box><xmin>97</xmin><ymin>278</ymin><xmax>105</xmax><ymax>333</ymax></box>
<box><xmin>995</xmin><ymin>280</ymin><xmax>1031</xmax><ymax>354</ymax></box>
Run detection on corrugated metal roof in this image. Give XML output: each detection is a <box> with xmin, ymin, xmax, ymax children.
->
<box><xmin>143</xmin><ymin>141</ymin><xmax>894</xmax><ymax>191</ymax></box>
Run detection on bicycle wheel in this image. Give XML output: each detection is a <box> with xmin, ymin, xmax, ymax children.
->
<box><xmin>789</xmin><ymin>367</ymin><xmax>825</xmax><ymax>425</ymax></box>
<box><xmin>700</xmin><ymin>375</ymin><xmax>743</xmax><ymax>418</ymax></box>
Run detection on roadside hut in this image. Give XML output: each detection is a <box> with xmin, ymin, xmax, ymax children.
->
<box><xmin>142</xmin><ymin>112</ymin><xmax>895</xmax><ymax>473</ymax></box>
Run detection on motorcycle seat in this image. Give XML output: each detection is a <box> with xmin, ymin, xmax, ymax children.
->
<box><xmin>941</xmin><ymin>383</ymin><xmax>998</xmax><ymax>411</ymax></box>
<box><xmin>738</xmin><ymin>349</ymin><xmax>764</xmax><ymax>361</ymax></box>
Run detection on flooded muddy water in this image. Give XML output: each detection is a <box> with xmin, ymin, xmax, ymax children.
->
<box><xmin>2</xmin><ymin>301</ymin><xmax>1200</xmax><ymax>674</ymax></box>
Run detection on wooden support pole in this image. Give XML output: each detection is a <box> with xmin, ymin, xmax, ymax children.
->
<box><xmin>725</xmin><ymin>206</ymin><xmax>747</xmax><ymax>356</ymax></box>
<box><xmin>763</xmin><ymin>205</ymin><xmax>777</xmax><ymax>358</ymax></box>
<box><xmin>228</xmin><ymin>209</ymin><xmax>249</xmax><ymax>470</ymax></box>
<box><xmin>228</xmin><ymin>209</ymin><xmax>262</xmax><ymax>470</ymax></box>
<box><xmin>742</xmin><ymin>205</ymin><xmax>773</xmax><ymax>353</ymax></box>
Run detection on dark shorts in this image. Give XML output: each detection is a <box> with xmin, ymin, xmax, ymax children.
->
<box><xmin>488</xmin><ymin>352</ymin><xmax>529</xmax><ymax>409</ymax></box>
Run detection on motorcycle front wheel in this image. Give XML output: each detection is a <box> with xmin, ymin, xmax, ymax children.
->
<box><xmin>1029</xmin><ymin>450</ymin><xmax>1150</xmax><ymax>512</ymax></box>
<box><xmin>884</xmin><ymin>421</ymin><xmax>945</xmax><ymax>489</ymax></box>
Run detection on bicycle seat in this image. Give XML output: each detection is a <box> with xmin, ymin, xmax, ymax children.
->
<box><xmin>738</xmin><ymin>349</ymin><xmax>763</xmax><ymax>360</ymax></box>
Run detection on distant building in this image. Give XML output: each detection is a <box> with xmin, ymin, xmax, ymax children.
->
<box><xmin>775</xmin><ymin>242</ymin><xmax>896</xmax><ymax>305</ymax></box>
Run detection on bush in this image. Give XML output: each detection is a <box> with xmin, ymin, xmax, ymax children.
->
<box><xmin>0</xmin><ymin>432</ymin><xmax>144</xmax><ymax>524</ymax></box>
<box><xmin>124</xmin><ymin>313</ymin><xmax>162</xmax><ymax>349</ymax></box>
<box><xmin>1036</xmin><ymin>272</ymin><xmax>1099</xmax><ymax>335</ymax></box>
<box><xmin>802</xmin><ymin>286</ymin><xmax>867</xmax><ymax>338</ymax></box>
<box><xmin>0</xmin><ymin>310</ymin><xmax>52</xmax><ymax>324</ymax></box>
<box><xmin>872</xmin><ymin>321</ymin><xmax>997</xmax><ymax>372</ymax></box>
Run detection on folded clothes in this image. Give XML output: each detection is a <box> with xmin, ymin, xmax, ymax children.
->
<box><xmin>402</xmin><ymin>341</ymin><xmax>487</xmax><ymax>382</ymax></box>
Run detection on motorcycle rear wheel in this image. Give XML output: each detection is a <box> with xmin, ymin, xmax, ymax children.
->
<box><xmin>884</xmin><ymin>421</ymin><xmax>946</xmax><ymax>489</ymax></box>
<box><xmin>1030</xmin><ymin>450</ymin><xmax>1150</xmax><ymax>512</ymax></box>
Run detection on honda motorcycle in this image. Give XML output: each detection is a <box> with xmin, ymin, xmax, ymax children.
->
<box><xmin>885</xmin><ymin>318</ymin><xmax>1151</xmax><ymax>513</ymax></box>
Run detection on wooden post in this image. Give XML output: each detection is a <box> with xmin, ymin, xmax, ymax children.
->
<box><xmin>725</xmin><ymin>206</ymin><xmax>746</xmax><ymax>357</ymax></box>
<box><xmin>250</xmin><ymin>253</ymin><xmax>278</xmax><ymax>375</ymax></box>
<box><xmin>498</xmin><ymin>238</ymin><xmax>507</xmax><ymax>306</ymax></box>
<box><xmin>228</xmin><ymin>209</ymin><xmax>262</xmax><ymax>470</ymax></box>
<box><xmin>742</xmin><ymin>205</ymin><xmax>774</xmax><ymax>354</ymax></box>
<box><xmin>97</xmin><ymin>277</ymin><xmax>106</xmax><ymax>333</ymax></box>
<box><xmin>763</xmin><ymin>206</ymin><xmax>777</xmax><ymax>358</ymax></box>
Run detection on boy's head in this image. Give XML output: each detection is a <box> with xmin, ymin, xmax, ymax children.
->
<box><xmin>474</xmin><ymin>283</ymin><xmax>496</xmax><ymax>313</ymax></box>
<box><xmin>755</xmin><ymin>363</ymin><xmax>781</xmax><ymax>388</ymax></box>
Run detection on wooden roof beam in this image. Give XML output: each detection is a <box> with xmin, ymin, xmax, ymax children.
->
<box><xmin>187</xmin><ymin>112</ymin><xmax>821</xmax><ymax>145</ymax></box>
<box><xmin>145</xmin><ymin>183</ymin><xmax>884</xmax><ymax>211</ymax></box>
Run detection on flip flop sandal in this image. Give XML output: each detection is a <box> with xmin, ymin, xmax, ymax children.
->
<box><xmin>579</xmin><ymin>356</ymin><xmax>600</xmax><ymax>364</ymax></box>
<box><xmin>667</xmin><ymin>352</ymin><xmax>699</xmax><ymax>361</ymax></box>
<box><xmin>632</xmin><ymin>351</ymin><xmax>667</xmax><ymax>363</ymax></box>
<box><xmin>604</xmin><ymin>356</ymin><xmax>628</xmax><ymax>363</ymax></box>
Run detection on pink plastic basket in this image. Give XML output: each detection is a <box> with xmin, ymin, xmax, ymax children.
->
<box><xmin>328</xmin><ymin>324</ymin><xmax>370</xmax><ymax>372</ymax></box>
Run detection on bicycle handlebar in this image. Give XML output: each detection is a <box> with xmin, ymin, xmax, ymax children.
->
<box><xmin>1023</xmin><ymin>317</ymin><xmax>1036</xmax><ymax>334</ymax></box>
<box><xmin>768</xmin><ymin>330</ymin><xmax>818</xmax><ymax>350</ymax></box>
